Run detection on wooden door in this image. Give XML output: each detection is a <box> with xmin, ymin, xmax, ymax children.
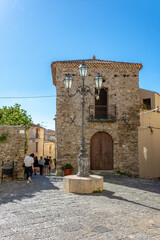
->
<box><xmin>90</xmin><ymin>132</ymin><xmax>113</xmax><ymax>170</ymax></box>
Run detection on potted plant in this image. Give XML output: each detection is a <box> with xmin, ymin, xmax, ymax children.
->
<box><xmin>61</xmin><ymin>163</ymin><xmax>73</xmax><ymax>176</ymax></box>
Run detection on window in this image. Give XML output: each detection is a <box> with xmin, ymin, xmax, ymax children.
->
<box><xmin>36</xmin><ymin>142</ymin><xmax>38</xmax><ymax>153</ymax></box>
<box><xmin>95</xmin><ymin>88</ymin><xmax>108</xmax><ymax>119</ymax></box>
<box><xmin>89</xmin><ymin>88</ymin><xmax>116</xmax><ymax>120</ymax></box>
<box><xmin>36</xmin><ymin>128</ymin><xmax>39</xmax><ymax>138</ymax></box>
<box><xmin>143</xmin><ymin>98</ymin><xmax>151</xmax><ymax>110</ymax></box>
<box><xmin>49</xmin><ymin>145</ymin><xmax>52</xmax><ymax>154</ymax></box>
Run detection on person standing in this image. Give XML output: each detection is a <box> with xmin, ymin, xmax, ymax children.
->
<box><xmin>34</xmin><ymin>156</ymin><xmax>39</xmax><ymax>175</ymax></box>
<box><xmin>54</xmin><ymin>158</ymin><xmax>56</xmax><ymax>170</ymax></box>
<box><xmin>38</xmin><ymin>156</ymin><xmax>45</xmax><ymax>175</ymax></box>
<box><xmin>24</xmin><ymin>153</ymin><xmax>34</xmax><ymax>183</ymax></box>
<box><xmin>44</xmin><ymin>157</ymin><xmax>50</xmax><ymax>175</ymax></box>
<box><xmin>49</xmin><ymin>156</ymin><xmax>52</xmax><ymax>174</ymax></box>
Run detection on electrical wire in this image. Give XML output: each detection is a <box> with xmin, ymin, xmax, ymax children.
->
<box><xmin>0</xmin><ymin>96</ymin><xmax>160</xmax><ymax>129</ymax></box>
<box><xmin>0</xmin><ymin>95</ymin><xmax>56</xmax><ymax>99</ymax></box>
<box><xmin>149</xmin><ymin>126</ymin><xmax>160</xmax><ymax>130</ymax></box>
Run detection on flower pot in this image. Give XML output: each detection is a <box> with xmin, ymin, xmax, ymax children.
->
<box><xmin>64</xmin><ymin>169</ymin><xmax>72</xmax><ymax>176</ymax></box>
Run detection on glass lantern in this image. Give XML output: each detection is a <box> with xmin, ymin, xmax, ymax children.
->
<box><xmin>79</xmin><ymin>63</ymin><xmax>88</xmax><ymax>77</ymax></box>
<box><xmin>94</xmin><ymin>74</ymin><xmax>103</xmax><ymax>89</ymax></box>
<box><xmin>64</xmin><ymin>74</ymin><xmax>73</xmax><ymax>89</ymax></box>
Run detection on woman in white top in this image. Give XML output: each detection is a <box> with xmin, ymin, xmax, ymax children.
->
<box><xmin>24</xmin><ymin>153</ymin><xmax>34</xmax><ymax>183</ymax></box>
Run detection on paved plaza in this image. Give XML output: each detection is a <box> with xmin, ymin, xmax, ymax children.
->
<box><xmin>0</xmin><ymin>173</ymin><xmax>160</xmax><ymax>240</ymax></box>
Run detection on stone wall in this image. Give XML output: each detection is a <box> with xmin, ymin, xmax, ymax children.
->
<box><xmin>55</xmin><ymin>65</ymin><xmax>140</xmax><ymax>176</ymax></box>
<box><xmin>0</xmin><ymin>125</ymin><xmax>26</xmax><ymax>181</ymax></box>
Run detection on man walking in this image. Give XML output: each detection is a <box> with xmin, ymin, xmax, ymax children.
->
<box><xmin>24</xmin><ymin>153</ymin><xmax>34</xmax><ymax>183</ymax></box>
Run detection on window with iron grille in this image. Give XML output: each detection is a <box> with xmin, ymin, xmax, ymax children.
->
<box><xmin>95</xmin><ymin>88</ymin><xmax>108</xmax><ymax>119</ymax></box>
<box><xmin>36</xmin><ymin>128</ymin><xmax>39</xmax><ymax>138</ymax></box>
<box><xmin>49</xmin><ymin>145</ymin><xmax>52</xmax><ymax>154</ymax></box>
<box><xmin>36</xmin><ymin>142</ymin><xmax>38</xmax><ymax>153</ymax></box>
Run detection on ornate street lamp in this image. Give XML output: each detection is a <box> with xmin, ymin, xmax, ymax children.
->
<box><xmin>64</xmin><ymin>74</ymin><xmax>73</xmax><ymax>89</ymax></box>
<box><xmin>64</xmin><ymin>62</ymin><xmax>103</xmax><ymax>177</ymax></box>
<box><xmin>95</xmin><ymin>74</ymin><xmax>103</xmax><ymax>90</ymax></box>
<box><xmin>79</xmin><ymin>63</ymin><xmax>88</xmax><ymax>77</ymax></box>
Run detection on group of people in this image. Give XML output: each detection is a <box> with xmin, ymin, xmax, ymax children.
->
<box><xmin>38</xmin><ymin>156</ymin><xmax>52</xmax><ymax>175</ymax></box>
<box><xmin>24</xmin><ymin>154</ymin><xmax>54</xmax><ymax>183</ymax></box>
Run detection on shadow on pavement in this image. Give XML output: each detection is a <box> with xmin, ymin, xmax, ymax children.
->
<box><xmin>96</xmin><ymin>189</ymin><xmax>160</xmax><ymax>212</ymax></box>
<box><xmin>103</xmin><ymin>174</ymin><xmax>160</xmax><ymax>194</ymax></box>
<box><xmin>0</xmin><ymin>174</ymin><xmax>60</xmax><ymax>206</ymax></box>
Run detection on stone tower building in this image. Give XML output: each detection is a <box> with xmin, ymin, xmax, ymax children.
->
<box><xmin>51</xmin><ymin>59</ymin><xmax>143</xmax><ymax>176</ymax></box>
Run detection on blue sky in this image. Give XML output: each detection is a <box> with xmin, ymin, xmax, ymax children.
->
<box><xmin>0</xmin><ymin>0</ymin><xmax>160</xmax><ymax>129</ymax></box>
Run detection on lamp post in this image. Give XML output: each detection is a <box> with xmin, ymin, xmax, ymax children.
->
<box><xmin>64</xmin><ymin>62</ymin><xmax>103</xmax><ymax>177</ymax></box>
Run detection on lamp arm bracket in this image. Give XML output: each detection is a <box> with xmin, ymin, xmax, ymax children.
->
<box><xmin>85</xmin><ymin>85</ymin><xmax>100</xmax><ymax>98</ymax></box>
<box><xmin>67</xmin><ymin>86</ymin><xmax>81</xmax><ymax>97</ymax></box>
<box><xmin>67</xmin><ymin>85</ymin><xmax>100</xmax><ymax>99</ymax></box>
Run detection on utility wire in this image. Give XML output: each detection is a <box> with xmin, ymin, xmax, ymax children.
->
<box><xmin>149</xmin><ymin>126</ymin><xmax>160</xmax><ymax>130</ymax></box>
<box><xmin>139</xmin><ymin>127</ymin><xmax>160</xmax><ymax>131</ymax></box>
<box><xmin>0</xmin><ymin>95</ymin><xmax>56</xmax><ymax>99</ymax></box>
<box><xmin>0</xmin><ymin>96</ymin><xmax>160</xmax><ymax>129</ymax></box>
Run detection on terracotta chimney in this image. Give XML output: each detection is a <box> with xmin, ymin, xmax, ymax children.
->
<box><xmin>92</xmin><ymin>55</ymin><xmax>96</xmax><ymax>60</ymax></box>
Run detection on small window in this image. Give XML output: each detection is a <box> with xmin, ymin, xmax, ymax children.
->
<box><xmin>36</xmin><ymin>142</ymin><xmax>38</xmax><ymax>153</ymax></box>
<box><xmin>36</xmin><ymin>128</ymin><xmax>39</xmax><ymax>138</ymax></box>
<box><xmin>49</xmin><ymin>145</ymin><xmax>52</xmax><ymax>154</ymax></box>
<box><xmin>143</xmin><ymin>98</ymin><xmax>151</xmax><ymax>110</ymax></box>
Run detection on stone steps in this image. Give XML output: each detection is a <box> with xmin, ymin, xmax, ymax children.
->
<box><xmin>90</xmin><ymin>170</ymin><xmax>116</xmax><ymax>176</ymax></box>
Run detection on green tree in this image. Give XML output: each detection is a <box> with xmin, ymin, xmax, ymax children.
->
<box><xmin>0</xmin><ymin>104</ymin><xmax>32</xmax><ymax>128</ymax></box>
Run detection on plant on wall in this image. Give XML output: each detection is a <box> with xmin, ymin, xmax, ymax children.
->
<box><xmin>0</xmin><ymin>103</ymin><xmax>32</xmax><ymax>129</ymax></box>
<box><xmin>25</xmin><ymin>127</ymin><xmax>28</xmax><ymax>154</ymax></box>
<box><xmin>0</xmin><ymin>104</ymin><xmax>33</xmax><ymax>152</ymax></box>
<box><xmin>0</xmin><ymin>104</ymin><xmax>32</xmax><ymax>150</ymax></box>
<box><xmin>0</xmin><ymin>132</ymin><xmax>8</xmax><ymax>143</ymax></box>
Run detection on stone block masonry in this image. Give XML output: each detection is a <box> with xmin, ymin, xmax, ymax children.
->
<box><xmin>0</xmin><ymin>125</ymin><xmax>26</xmax><ymax>181</ymax></box>
<box><xmin>52</xmin><ymin>60</ymin><xmax>142</xmax><ymax>176</ymax></box>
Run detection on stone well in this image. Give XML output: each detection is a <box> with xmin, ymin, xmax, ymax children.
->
<box><xmin>63</xmin><ymin>175</ymin><xmax>103</xmax><ymax>194</ymax></box>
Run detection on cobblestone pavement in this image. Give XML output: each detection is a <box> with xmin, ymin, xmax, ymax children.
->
<box><xmin>0</xmin><ymin>173</ymin><xmax>160</xmax><ymax>240</ymax></box>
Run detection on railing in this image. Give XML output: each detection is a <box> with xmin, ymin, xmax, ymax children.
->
<box><xmin>88</xmin><ymin>105</ymin><xmax>117</xmax><ymax>120</ymax></box>
<box><xmin>36</xmin><ymin>133</ymin><xmax>40</xmax><ymax>139</ymax></box>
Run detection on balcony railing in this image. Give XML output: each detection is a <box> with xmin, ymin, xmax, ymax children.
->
<box><xmin>88</xmin><ymin>105</ymin><xmax>117</xmax><ymax>121</ymax></box>
<box><xmin>36</xmin><ymin>133</ymin><xmax>40</xmax><ymax>139</ymax></box>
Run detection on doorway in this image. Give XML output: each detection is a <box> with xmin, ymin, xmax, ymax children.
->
<box><xmin>90</xmin><ymin>132</ymin><xmax>113</xmax><ymax>170</ymax></box>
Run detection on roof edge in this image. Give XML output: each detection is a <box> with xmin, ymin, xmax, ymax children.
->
<box><xmin>51</xmin><ymin>59</ymin><xmax>143</xmax><ymax>86</ymax></box>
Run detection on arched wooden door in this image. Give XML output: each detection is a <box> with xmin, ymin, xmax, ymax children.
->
<box><xmin>90</xmin><ymin>132</ymin><xmax>113</xmax><ymax>170</ymax></box>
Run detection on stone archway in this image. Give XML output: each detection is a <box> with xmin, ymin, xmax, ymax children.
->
<box><xmin>90</xmin><ymin>132</ymin><xmax>113</xmax><ymax>170</ymax></box>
